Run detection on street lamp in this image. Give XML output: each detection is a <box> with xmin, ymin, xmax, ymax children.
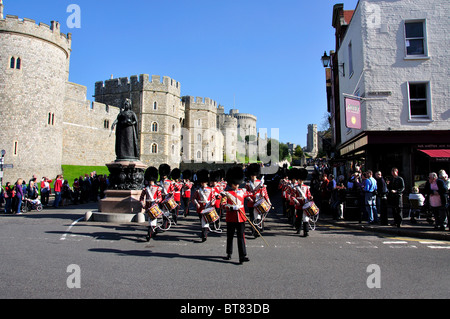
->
<box><xmin>321</xmin><ymin>51</ymin><xmax>331</xmax><ymax>68</ymax></box>
<box><xmin>0</xmin><ymin>149</ymin><xmax>5</xmax><ymax>188</ymax></box>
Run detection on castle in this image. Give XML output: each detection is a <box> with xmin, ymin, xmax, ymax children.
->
<box><xmin>0</xmin><ymin>1</ymin><xmax>257</xmax><ymax>183</ymax></box>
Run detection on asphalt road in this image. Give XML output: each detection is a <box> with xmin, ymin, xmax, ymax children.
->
<box><xmin>0</xmin><ymin>194</ymin><xmax>449</xmax><ymax>303</ymax></box>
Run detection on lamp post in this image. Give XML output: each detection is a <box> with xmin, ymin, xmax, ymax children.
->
<box><xmin>321</xmin><ymin>51</ymin><xmax>331</xmax><ymax>68</ymax></box>
<box><xmin>0</xmin><ymin>149</ymin><xmax>5</xmax><ymax>188</ymax></box>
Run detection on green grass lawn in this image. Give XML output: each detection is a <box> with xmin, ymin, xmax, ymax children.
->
<box><xmin>61</xmin><ymin>165</ymin><xmax>110</xmax><ymax>186</ymax></box>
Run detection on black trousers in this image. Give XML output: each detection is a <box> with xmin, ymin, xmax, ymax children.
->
<box><xmin>226</xmin><ymin>222</ymin><xmax>247</xmax><ymax>258</ymax></box>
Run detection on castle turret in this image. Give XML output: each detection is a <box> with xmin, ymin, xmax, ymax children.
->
<box><xmin>0</xmin><ymin>6</ymin><xmax>72</xmax><ymax>181</ymax></box>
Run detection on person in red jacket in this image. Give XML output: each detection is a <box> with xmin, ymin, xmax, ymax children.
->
<box><xmin>141</xmin><ymin>166</ymin><xmax>163</xmax><ymax>241</ymax></box>
<box><xmin>245</xmin><ymin>163</ymin><xmax>271</xmax><ymax>237</ymax></box>
<box><xmin>53</xmin><ymin>175</ymin><xmax>63</xmax><ymax>208</ymax></box>
<box><xmin>193</xmin><ymin>169</ymin><xmax>213</xmax><ymax>242</ymax></box>
<box><xmin>170</xmin><ymin>168</ymin><xmax>183</xmax><ymax>223</ymax></box>
<box><xmin>223</xmin><ymin>166</ymin><xmax>251</xmax><ymax>264</ymax></box>
<box><xmin>158</xmin><ymin>164</ymin><xmax>176</xmax><ymax>226</ymax></box>
<box><xmin>292</xmin><ymin>168</ymin><xmax>314</xmax><ymax>237</ymax></box>
<box><xmin>181</xmin><ymin>169</ymin><xmax>193</xmax><ymax>217</ymax></box>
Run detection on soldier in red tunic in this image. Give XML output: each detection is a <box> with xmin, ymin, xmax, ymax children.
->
<box><xmin>223</xmin><ymin>166</ymin><xmax>251</xmax><ymax>264</ymax></box>
<box><xmin>170</xmin><ymin>168</ymin><xmax>183</xmax><ymax>223</ymax></box>
<box><xmin>181</xmin><ymin>169</ymin><xmax>193</xmax><ymax>217</ymax></box>
<box><xmin>245</xmin><ymin>163</ymin><xmax>271</xmax><ymax>237</ymax></box>
<box><xmin>158</xmin><ymin>164</ymin><xmax>176</xmax><ymax>228</ymax></box>
<box><xmin>193</xmin><ymin>169</ymin><xmax>214</xmax><ymax>242</ymax></box>
<box><xmin>140</xmin><ymin>166</ymin><xmax>162</xmax><ymax>241</ymax></box>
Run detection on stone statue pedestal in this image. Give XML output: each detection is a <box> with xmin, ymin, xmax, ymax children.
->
<box><xmin>97</xmin><ymin>160</ymin><xmax>146</xmax><ymax>220</ymax></box>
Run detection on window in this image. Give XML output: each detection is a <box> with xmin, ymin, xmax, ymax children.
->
<box><xmin>151</xmin><ymin>143</ymin><xmax>158</xmax><ymax>154</ymax></box>
<box><xmin>404</xmin><ymin>21</ymin><xmax>427</xmax><ymax>57</ymax></box>
<box><xmin>197</xmin><ymin>119</ymin><xmax>201</xmax><ymax>126</ymax></box>
<box><xmin>197</xmin><ymin>134</ymin><xmax>202</xmax><ymax>142</ymax></box>
<box><xmin>408</xmin><ymin>82</ymin><xmax>430</xmax><ymax>119</ymax></box>
<box><xmin>153</xmin><ymin>102</ymin><xmax>157</xmax><ymax>110</ymax></box>
<box><xmin>9</xmin><ymin>57</ymin><xmax>21</xmax><ymax>69</ymax></box>
<box><xmin>13</xmin><ymin>141</ymin><xmax>18</xmax><ymax>156</ymax></box>
<box><xmin>104</xmin><ymin>119</ymin><xmax>110</xmax><ymax>129</ymax></box>
<box><xmin>151</xmin><ymin>122</ymin><xmax>158</xmax><ymax>132</ymax></box>
<box><xmin>171</xmin><ymin>145</ymin><xmax>175</xmax><ymax>155</ymax></box>
<box><xmin>348</xmin><ymin>42</ymin><xmax>353</xmax><ymax>77</ymax></box>
<box><xmin>197</xmin><ymin>151</ymin><xmax>201</xmax><ymax>159</ymax></box>
<box><xmin>47</xmin><ymin>112</ymin><xmax>55</xmax><ymax>125</ymax></box>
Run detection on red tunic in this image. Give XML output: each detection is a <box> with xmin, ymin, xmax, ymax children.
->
<box><xmin>159</xmin><ymin>178</ymin><xmax>174</xmax><ymax>200</ymax></box>
<box><xmin>291</xmin><ymin>184</ymin><xmax>312</xmax><ymax>210</ymax></box>
<box><xmin>193</xmin><ymin>186</ymin><xmax>214</xmax><ymax>214</ymax></box>
<box><xmin>182</xmin><ymin>181</ymin><xmax>193</xmax><ymax>199</ymax></box>
<box><xmin>223</xmin><ymin>188</ymin><xmax>250</xmax><ymax>223</ymax></box>
<box><xmin>245</xmin><ymin>179</ymin><xmax>270</xmax><ymax>207</ymax></box>
<box><xmin>139</xmin><ymin>185</ymin><xmax>162</xmax><ymax>210</ymax></box>
<box><xmin>173</xmin><ymin>181</ymin><xmax>183</xmax><ymax>202</ymax></box>
<box><xmin>212</xmin><ymin>184</ymin><xmax>223</xmax><ymax>209</ymax></box>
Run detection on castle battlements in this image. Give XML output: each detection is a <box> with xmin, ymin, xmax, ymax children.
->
<box><xmin>182</xmin><ymin>95</ymin><xmax>219</xmax><ymax>112</ymax></box>
<box><xmin>95</xmin><ymin>74</ymin><xmax>181</xmax><ymax>98</ymax></box>
<box><xmin>0</xmin><ymin>15</ymin><xmax>72</xmax><ymax>57</ymax></box>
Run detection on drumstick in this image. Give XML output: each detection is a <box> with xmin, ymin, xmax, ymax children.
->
<box><xmin>239</xmin><ymin>210</ymin><xmax>269</xmax><ymax>247</ymax></box>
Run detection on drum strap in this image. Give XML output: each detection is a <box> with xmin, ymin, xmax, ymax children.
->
<box><xmin>145</xmin><ymin>186</ymin><xmax>157</xmax><ymax>202</ymax></box>
<box><xmin>199</xmin><ymin>188</ymin><xmax>211</xmax><ymax>205</ymax></box>
<box><xmin>296</xmin><ymin>185</ymin><xmax>309</xmax><ymax>203</ymax></box>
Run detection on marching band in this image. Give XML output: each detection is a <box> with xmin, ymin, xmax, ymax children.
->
<box><xmin>139</xmin><ymin>163</ymin><xmax>318</xmax><ymax>264</ymax></box>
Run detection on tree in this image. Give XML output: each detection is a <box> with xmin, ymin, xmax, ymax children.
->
<box><xmin>294</xmin><ymin>145</ymin><xmax>304</xmax><ymax>158</ymax></box>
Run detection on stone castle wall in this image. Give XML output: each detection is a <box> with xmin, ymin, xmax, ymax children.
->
<box><xmin>0</xmin><ymin>14</ymin><xmax>71</xmax><ymax>182</ymax></box>
<box><xmin>62</xmin><ymin>82</ymin><xmax>119</xmax><ymax>167</ymax></box>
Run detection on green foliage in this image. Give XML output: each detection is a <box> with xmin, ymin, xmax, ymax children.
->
<box><xmin>61</xmin><ymin>165</ymin><xmax>109</xmax><ymax>186</ymax></box>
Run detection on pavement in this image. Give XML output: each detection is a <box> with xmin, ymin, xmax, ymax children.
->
<box><xmin>320</xmin><ymin>214</ymin><xmax>450</xmax><ymax>242</ymax></box>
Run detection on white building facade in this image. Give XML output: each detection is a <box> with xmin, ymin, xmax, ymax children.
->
<box><xmin>329</xmin><ymin>0</ymin><xmax>449</xmax><ymax>188</ymax></box>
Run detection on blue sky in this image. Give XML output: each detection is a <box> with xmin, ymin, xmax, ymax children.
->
<box><xmin>5</xmin><ymin>0</ymin><xmax>359</xmax><ymax>147</ymax></box>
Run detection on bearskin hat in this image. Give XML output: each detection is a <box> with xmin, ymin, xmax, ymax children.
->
<box><xmin>170</xmin><ymin>168</ymin><xmax>181</xmax><ymax>180</ymax></box>
<box><xmin>246</xmin><ymin>163</ymin><xmax>261</xmax><ymax>178</ymax></box>
<box><xmin>287</xmin><ymin>168</ymin><xmax>296</xmax><ymax>180</ymax></box>
<box><xmin>158</xmin><ymin>164</ymin><xmax>171</xmax><ymax>178</ymax></box>
<box><xmin>218</xmin><ymin>169</ymin><xmax>225</xmax><ymax>180</ymax></box>
<box><xmin>144</xmin><ymin>166</ymin><xmax>159</xmax><ymax>182</ymax></box>
<box><xmin>197</xmin><ymin>169</ymin><xmax>210</xmax><ymax>184</ymax></box>
<box><xmin>297</xmin><ymin>168</ymin><xmax>308</xmax><ymax>181</ymax></box>
<box><xmin>182</xmin><ymin>169</ymin><xmax>192</xmax><ymax>180</ymax></box>
<box><xmin>226</xmin><ymin>166</ymin><xmax>245</xmax><ymax>186</ymax></box>
<box><xmin>210</xmin><ymin>170</ymin><xmax>220</xmax><ymax>182</ymax></box>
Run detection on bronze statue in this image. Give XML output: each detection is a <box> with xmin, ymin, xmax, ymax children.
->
<box><xmin>111</xmin><ymin>98</ymin><xmax>139</xmax><ymax>161</ymax></box>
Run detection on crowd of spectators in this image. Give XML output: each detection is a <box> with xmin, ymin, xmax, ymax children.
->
<box><xmin>309</xmin><ymin>162</ymin><xmax>449</xmax><ymax>230</ymax></box>
<box><xmin>0</xmin><ymin>171</ymin><xmax>109</xmax><ymax>213</ymax></box>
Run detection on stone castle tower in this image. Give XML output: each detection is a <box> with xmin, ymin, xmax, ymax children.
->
<box><xmin>0</xmin><ymin>4</ymin><xmax>72</xmax><ymax>181</ymax></box>
<box><xmin>95</xmin><ymin>75</ymin><xmax>184</xmax><ymax>169</ymax></box>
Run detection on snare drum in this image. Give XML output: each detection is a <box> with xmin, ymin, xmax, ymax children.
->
<box><xmin>254</xmin><ymin>198</ymin><xmax>271</xmax><ymax>215</ymax></box>
<box><xmin>162</xmin><ymin>196</ymin><xmax>178</xmax><ymax>211</ymax></box>
<box><xmin>202</xmin><ymin>207</ymin><xmax>219</xmax><ymax>223</ymax></box>
<box><xmin>303</xmin><ymin>201</ymin><xmax>319</xmax><ymax>217</ymax></box>
<box><xmin>146</xmin><ymin>204</ymin><xmax>163</xmax><ymax>220</ymax></box>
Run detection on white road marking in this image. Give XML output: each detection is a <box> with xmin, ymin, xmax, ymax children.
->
<box><xmin>60</xmin><ymin>217</ymin><xmax>84</xmax><ymax>241</ymax></box>
<box><xmin>383</xmin><ymin>241</ymin><xmax>408</xmax><ymax>244</ymax></box>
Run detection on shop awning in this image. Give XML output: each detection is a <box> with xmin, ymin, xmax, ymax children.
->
<box><xmin>418</xmin><ymin>149</ymin><xmax>450</xmax><ymax>158</ymax></box>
